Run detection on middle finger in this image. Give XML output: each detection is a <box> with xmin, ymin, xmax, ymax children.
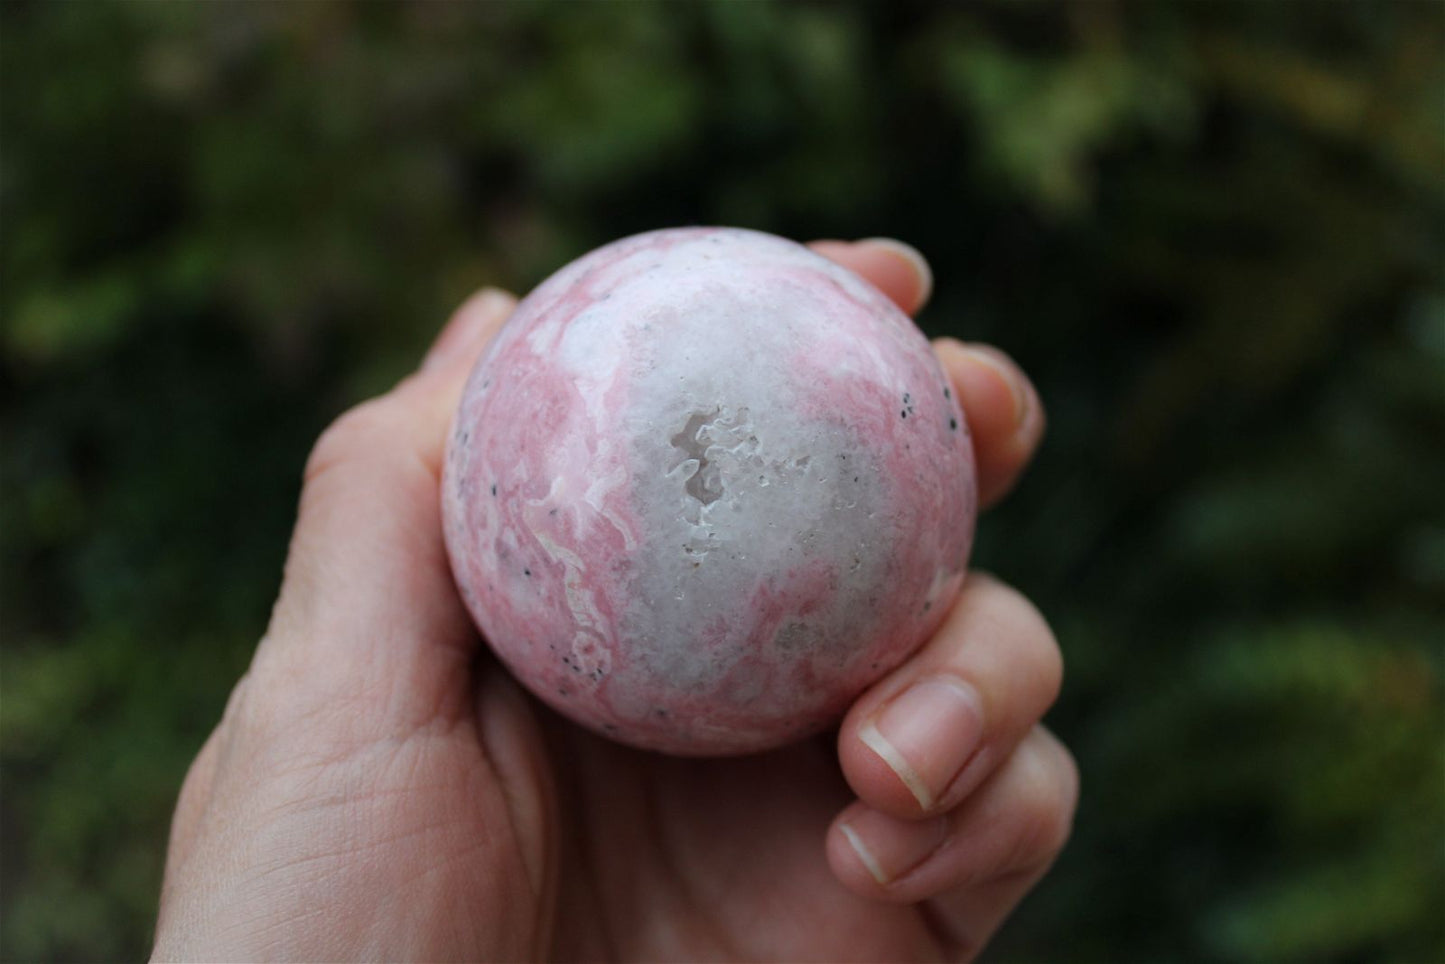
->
<box><xmin>835</xmin><ymin>573</ymin><xmax>1064</xmax><ymax>820</ymax></box>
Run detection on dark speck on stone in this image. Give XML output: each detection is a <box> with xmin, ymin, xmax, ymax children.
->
<box><xmin>950</xmin><ymin>418</ymin><xmax>958</xmax><ymax>431</ymax></box>
<box><xmin>943</xmin><ymin>386</ymin><xmax>951</xmax><ymax>400</ymax></box>
<box><xmin>491</xmin><ymin>484</ymin><xmax>497</xmax><ymax>496</ymax></box>
<box><xmin>523</xmin><ymin>568</ymin><xmax>531</xmax><ymax>577</ymax></box>
<box><xmin>901</xmin><ymin>410</ymin><xmax>908</xmax><ymax>419</ymax></box>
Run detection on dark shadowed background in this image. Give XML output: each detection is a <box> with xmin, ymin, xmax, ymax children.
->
<box><xmin>2</xmin><ymin>3</ymin><xmax>1442</xmax><ymax>960</ymax></box>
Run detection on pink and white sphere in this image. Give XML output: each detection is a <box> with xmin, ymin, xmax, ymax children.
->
<box><xmin>442</xmin><ymin>228</ymin><xmax>976</xmax><ymax>755</ymax></box>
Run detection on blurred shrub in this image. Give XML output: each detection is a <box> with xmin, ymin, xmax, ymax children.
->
<box><xmin>2</xmin><ymin>2</ymin><xmax>1441</xmax><ymax>960</ymax></box>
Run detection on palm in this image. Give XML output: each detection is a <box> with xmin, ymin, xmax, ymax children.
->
<box><xmin>466</xmin><ymin>670</ymin><xmax>946</xmax><ymax>961</ymax></box>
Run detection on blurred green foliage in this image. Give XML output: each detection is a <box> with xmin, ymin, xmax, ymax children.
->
<box><xmin>2</xmin><ymin>2</ymin><xmax>1442</xmax><ymax>960</ymax></box>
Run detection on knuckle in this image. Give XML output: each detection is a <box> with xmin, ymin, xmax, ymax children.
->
<box><xmin>957</xmin><ymin>576</ymin><xmax>1064</xmax><ymax>707</ymax></box>
<box><xmin>1020</xmin><ymin>611</ymin><xmax>1064</xmax><ymax>707</ymax></box>
<box><xmin>1003</xmin><ymin>734</ymin><xmax>1078</xmax><ymax>873</ymax></box>
<box><xmin>994</xmin><ymin>582</ymin><xmax>1064</xmax><ymax>705</ymax></box>
<box><xmin>302</xmin><ymin>396</ymin><xmax>398</xmax><ymax>486</ymax></box>
<box><xmin>1042</xmin><ymin>731</ymin><xmax>1081</xmax><ymax>833</ymax></box>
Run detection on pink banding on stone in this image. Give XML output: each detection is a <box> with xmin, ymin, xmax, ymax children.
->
<box><xmin>442</xmin><ymin>227</ymin><xmax>977</xmax><ymax>755</ymax></box>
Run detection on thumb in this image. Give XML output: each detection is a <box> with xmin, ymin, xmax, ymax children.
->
<box><xmin>254</xmin><ymin>288</ymin><xmax>517</xmax><ymax>734</ymax></box>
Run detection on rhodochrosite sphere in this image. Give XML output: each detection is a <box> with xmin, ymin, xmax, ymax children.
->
<box><xmin>442</xmin><ymin>228</ymin><xmax>976</xmax><ymax>755</ymax></box>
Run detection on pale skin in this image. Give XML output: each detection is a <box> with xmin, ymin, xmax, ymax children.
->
<box><xmin>153</xmin><ymin>239</ymin><xmax>1077</xmax><ymax>962</ymax></box>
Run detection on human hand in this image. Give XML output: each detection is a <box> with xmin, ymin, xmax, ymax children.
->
<box><xmin>152</xmin><ymin>238</ymin><xmax>1075</xmax><ymax>962</ymax></box>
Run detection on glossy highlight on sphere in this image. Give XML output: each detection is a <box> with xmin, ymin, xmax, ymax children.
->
<box><xmin>442</xmin><ymin>228</ymin><xmax>977</xmax><ymax>755</ymax></box>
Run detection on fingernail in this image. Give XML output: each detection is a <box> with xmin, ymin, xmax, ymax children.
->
<box><xmin>859</xmin><ymin>675</ymin><xmax>984</xmax><ymax>811</ymax></box>
<box><xmin>962</xmin><ymin>345</ymin><xmax>1029</xmax><ymax>429</ymax></box>
<box><xmin>423</xmin><ymin>287</ymin><xmax>514</xmax><ymax>371</ymax></box>
<box><xmin>841</xmin><ymin>812</ymin><xmax>950</xmax><ymax>885</ymax></box>
<box><xmin>860</xmin><ymin>237</ymin><xmax>933</xmax><ymax>309</ymax></box>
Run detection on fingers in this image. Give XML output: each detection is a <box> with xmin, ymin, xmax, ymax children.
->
<box><xmin>254</xmin><ymin>287</ymin><xmax>517</xmax><ymax>731</ymax></box>
<box><xmin>933</xmin><ymin>339</ymin><xmax>1044</xmax><ymax>508</ymax></box>
<box><xmin>809</xmin><ymin>238</ymin><xmax>933</xmax><ymax>316</ymax></box>
<box><xmin>837</xmin><ymin>574</ymin><xmax>1063</xmax><ymax>820</ymax></box>
<box><xmin>808</xmin><ymin>239</ymin><xmax>1044</xmax><ymax>507</ymax></box>
<box><xmin>828</xmin><ymin>574</ymin><xmax>1072</xmax><ymax>952</ymax></box>
<box><xmin>827</xmin><ymin>724</ymin><xmax>1078</xmax><ymax>912</ymax></box>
